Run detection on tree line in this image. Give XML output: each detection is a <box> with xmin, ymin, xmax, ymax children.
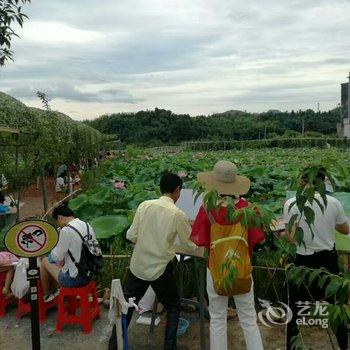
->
<box><xmin>84</xmin><ymin>108</ymin><xmax>341</xmax><ymax>146</ymax></box>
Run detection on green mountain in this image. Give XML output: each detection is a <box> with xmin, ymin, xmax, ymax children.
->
<box><xmin>0</xmin><ymin>92</ymin><xmax>101</xmax><ymax>136</ymax></box>
<box><xmin>85</xmin><ymin>107</ymin><xmax>340</xmax><ymax>146</ymax></box>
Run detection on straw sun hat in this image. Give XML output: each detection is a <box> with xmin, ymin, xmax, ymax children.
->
<box><xmin>197</xmin><ymin>160</ymin><xmax>250</xmax><ymax>196</ymax></box>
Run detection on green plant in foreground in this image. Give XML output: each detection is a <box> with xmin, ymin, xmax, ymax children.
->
<box><xmin>221</xmin><ymin>249</ymin><xmax>240</xmax><ymax>292</ymax></box>
<box><xmin>288</xmin><ymin>265</ymin><xmax>350</xmax><ymax>349</ymax></box>
<box><xmin>287</xmin><ymin>164</ymin><xmax>335</xmax><ymax>248</ymax></box>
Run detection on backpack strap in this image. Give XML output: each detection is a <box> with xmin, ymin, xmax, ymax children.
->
<box><xmin>67</xmin><ymin>249</ymin><xmax>76</xmax><ymax>263</ymax></box>
<box><xmin>67</xmin><ymin>224</ymin><xmax>85</xmax><ymax>241</ymax></box>
<box><xmin>203</xmin><ymin>205</ymin><xmax>216</xmax><ymax>225</ymax></box>
<box><xmin>86</xmin><ymin>222</ymin><xmax>92</xmax><ymax>240</ymax></box>
<box><xmin>66</xmin><ymin>223</ymin><xmax>89</xmax><ymax>264</ymax></box>
<box><xmin>210</xmin><ymin>236</ymin><xmax>249</xmax><ymax>250</ymax></box>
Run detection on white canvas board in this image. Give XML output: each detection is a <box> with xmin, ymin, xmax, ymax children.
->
<box><xmin>173</xmin><ymin>189</ymin><xmax>203</xmax><ymax>250</ymax></box>
<box><xmin>176</xmin><ymin>189</ymin><xmax>203</xmax><ymax>220</ymax></box>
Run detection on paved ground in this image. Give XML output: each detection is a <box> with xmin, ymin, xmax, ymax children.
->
<box><xmin>0</xmin><ymin>301</ymin><xmax>339</xmax><ymax>350</ymax></box>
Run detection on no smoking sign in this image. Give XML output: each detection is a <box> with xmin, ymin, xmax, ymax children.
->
<box><xmin>4</xmin><ymin>220</ymin><xmax>58</xmax><ymax>258</ymax></box>
<box><xmin>17</xmin><ymin>225</ymin><xmax>48</xmax><ymax>253</ymax></box>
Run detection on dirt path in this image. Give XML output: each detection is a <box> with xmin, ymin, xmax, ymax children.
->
<box><xmin>0</xmin><ymin>303</ymin><xmax>338</xmax><ymax>350</ymax></box>
<box><xmin>19</xmin><ymin>177</ymin><xmax>57</xmax><ymax>220</ymax></box>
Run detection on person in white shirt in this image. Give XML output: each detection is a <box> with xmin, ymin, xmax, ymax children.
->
<box><xmin>284</xmin><ymin>169</ymin><xmax>349</xmax><ymax>350</ymax></box>
<box><xmin>120</xmin><ymin>173</ymin><xmax>198</xmax><ymax>350</ymax></box>
<box><xmin>56</xmin><ymin>164</ymin><xmax>67</xmax><ymax>178</ymax></box>
<box><xmin>40</xmin><ymin>202</ymin><xmax>94</xmax><ymax>302</ymax></box>
<box><xmin>55</xmin><ymin>172</ymin><xmax>67</xmax><ymax>193</ymax></box>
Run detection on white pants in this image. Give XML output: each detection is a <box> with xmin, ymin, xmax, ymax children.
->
<box><xmin>207</xmin><ymin>269</ymin><xmax>264</xmax><ymax>350</ymax></box>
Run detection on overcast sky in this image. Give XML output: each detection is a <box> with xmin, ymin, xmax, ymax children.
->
<box><xmin>0</xmin><ymin>0</ymin><xmax>349</xmax><ymax>120</ymax></box>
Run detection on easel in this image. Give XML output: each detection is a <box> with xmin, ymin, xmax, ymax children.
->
<box><xmin>149</xmin><ymin>252</ymin><xmax>207</xmax><ymax>350</ymax></box>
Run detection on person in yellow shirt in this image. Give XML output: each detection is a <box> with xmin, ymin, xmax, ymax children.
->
<box><xmin>123</xmin><ymin>173</ymin><xmax>198</xmax><ymax>350</ymax></box>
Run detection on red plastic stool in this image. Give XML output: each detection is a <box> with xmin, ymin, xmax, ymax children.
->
<box><xmin>0</xmin><ymin>272</ymin><xmax>12</xmax><ymax>317</ymax></box>
<box><xmin>56</xmin><ymin>281</ymin><xmax>100</xmax><ymax>334</ymax></box>
<box><xmin>17</xmin><ymin>280</ymin><xmax>57</xmax><ymax>323</ymax></box>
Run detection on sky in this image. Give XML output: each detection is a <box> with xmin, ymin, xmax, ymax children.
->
<box><xmin>0</xmin><ymin>0</ymin><xmax>350</xmax><ymax>120</ymax></box>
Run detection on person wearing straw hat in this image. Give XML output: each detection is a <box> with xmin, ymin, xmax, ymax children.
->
<box><xmin>191</xmin><ymin>160</ymin><xmax>265</xmax><ymax>350</ymax></box>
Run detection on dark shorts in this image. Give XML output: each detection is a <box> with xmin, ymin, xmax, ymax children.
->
<box><xmin>58</xmin><ymin>270</ymin><xmax>90</xmax><ymax>288</ymax></box>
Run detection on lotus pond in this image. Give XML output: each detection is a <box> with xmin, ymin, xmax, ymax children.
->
<box><xmin>70</xmin><ymin>147</ymin><xmax>350</xmax><ymax>253</ymax></box>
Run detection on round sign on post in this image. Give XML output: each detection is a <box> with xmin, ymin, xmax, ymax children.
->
<box><xmin>4</xmin><ymin>219</ymin><xmax>59</xmax><ymax>350</ymax></box>
<box><xmin>4</xmin><ymin>220</ymin><xmax>58</xmax><ymax>258</ymax></box>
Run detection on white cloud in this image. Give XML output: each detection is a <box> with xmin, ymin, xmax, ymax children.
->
<box><xmin>21</xmin><ymin>21</ymin><xmax>104</xmax><ymax>44</ymax></box>
<box><xmin>1</xmin><ymin>0</ymin><xmax>349</xmax><ymax>118</ymax></box>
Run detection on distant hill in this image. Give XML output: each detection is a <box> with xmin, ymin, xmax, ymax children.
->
<box><xmin>0</xmin><ymin>92</ymin><xmax>101</xmax><ymax>136</ymax></box>
<box><xmin>215</xmin><ymin>110</ymin><xmax>249</xmax><ymax>117</ymax></box>
<box><xmin>266</xmin><ymin>109</ymin><xmax>283</xmax><ymax>115</ymax></box>
<box><xmin>85</xmin><ymin>107</ymin><xmax>340</xmax><ymax>146</ymax></box>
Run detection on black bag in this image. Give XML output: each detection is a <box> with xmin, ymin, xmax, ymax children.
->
<box><xmin>67</xmin><ymin>223</ymin><xmax>103</xmax><ymax>278</ymax></box>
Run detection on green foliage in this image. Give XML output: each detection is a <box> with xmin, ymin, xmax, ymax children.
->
<box><xmin>0</xmin><ymin>92</ymin><xmax>109</xmax><ymax>196</ymax></box>
<box><xmin>201</xmin><ymin>188</ymin><xmax>275</xmax><ymax>232</ymax></box>
<box><xmin>0</xmin><ymin>0</ymin><xmax>31</xmax><ymax>65</ymax></box>
<box><xmin>86</xmin><ymin>107</ymin><xmax>342</xmax><ymax>146</ymax></box>
<box><xmin>90</xmin><ymin>215</ymin><xmax>130</xmax><ymax>239</ymax></box>
<box><xmin>287</xmin><ymin>164</ymin><xmax>335</xmax><ymax>248</ymax></box>
<box><xmin>125</xmin><ymin>145</ymin><xmax>144</xmax><ymax>158</ymax></box>
<box><xmin>287</xmin><ymin>265</ymin><xmax>350</xmax><ymax>336</ymax></box>
<box><xmin>253</xmin><ymin>237</ymin><xmax>296</xmax><ymax>268</ymax></box>
<box><xmin>221</xmin><ymin>249</ymin><xmax>239</xmax><ymax>292</ymax></box>
<box><xmin>186</xmin><ymin>137</ymin><xmax>347</xmax><ymax>151</ymax></box>
<box><xmin>96</xmin><ymin>256</ymin><xmax>130</xmax><ymax>288</ymax></box>
<box><xmin>66</xmin><ymin>147</ymin><xmax>350</xmax><ymax>255</ymax></box>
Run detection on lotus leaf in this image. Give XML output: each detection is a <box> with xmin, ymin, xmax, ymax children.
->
<box><xmin>128</xmin><ymin>190</ymin><xmax>158</xmax><ymax>209</ymax></box>
<box><xmin>88</xmin><ymin>188</ymin><xmax>111</xmax><ymax>205</ymax></box>
<box><xmin>69</xmin><ymin>194</ymin><xmax>89</xmax><ymax>211</ymax></box>
<box><xmin>90</xmin><ymin>215</ymin><xmax>130</xmax><ymax>239</ymax></box>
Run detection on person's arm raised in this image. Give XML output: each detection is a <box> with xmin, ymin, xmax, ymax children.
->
<box><xmin>175</xmin><ymin>211</ymin><xmax>204</xmax><ymax>257</ymax></box>
<box><xmin>335</xmin><ymin>201</ymin><xmax>350</xmax><ymax>235</ymax></box>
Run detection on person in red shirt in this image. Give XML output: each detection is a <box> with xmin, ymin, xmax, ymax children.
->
<box><xmin>191</xmin><ymin>160</ymin><xmax>265</xmax><ymax>350</ymax></box>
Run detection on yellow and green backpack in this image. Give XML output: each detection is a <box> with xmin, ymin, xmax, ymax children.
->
<box><xmin>207</xmin><ymin>209</ymin><xmax>252</xmax><ymax>296</ymax></box>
